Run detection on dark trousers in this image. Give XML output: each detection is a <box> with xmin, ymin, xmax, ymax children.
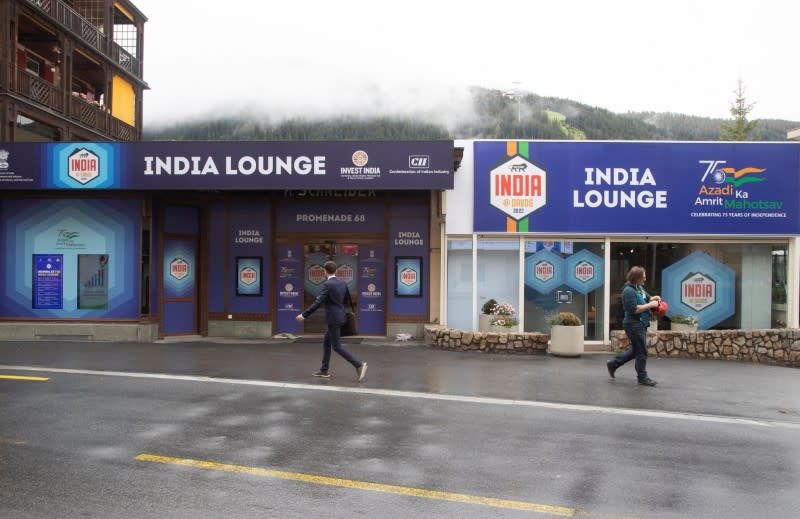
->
<box><xmin>320</xmin><ymin>323</ymin><xmax>360</xmax><ymax>372</ymax></box>
<box><xmin>613</xmin><ymin>321</ymin><xmax>649</xmax><ymax>381</ymax></box>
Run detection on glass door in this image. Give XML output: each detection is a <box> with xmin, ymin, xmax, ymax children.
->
<box><xmin>302</xmin><ymin>242</ymin><xmax>359</xmax><ymax>334</ymax></box>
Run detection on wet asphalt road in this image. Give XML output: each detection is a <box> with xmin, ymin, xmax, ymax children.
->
<box><xmin>1</xmin><ymin>339</ymin><xmax>799</xmax><ymax>518</ymax></box>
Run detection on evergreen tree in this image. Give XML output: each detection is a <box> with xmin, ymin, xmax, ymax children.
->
<box><xmin>720</xmin><ymin>79</ymin><xmax>759</xmax><ymax>141</ymax></box>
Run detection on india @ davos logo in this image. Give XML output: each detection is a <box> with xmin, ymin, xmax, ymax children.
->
<box><xmin>169</xmin><ymin>258</ymin><xmax>189</xmax><ymax>280</ymax></box>
<box><xmin>68</xmin><ymin>147</ymin><xmax>100</xmax><ymax>185</ymax></box>
<box><xmin>239</xmin><ymin>267</ymin><xmax>258</xmax><ymax>285</ymax></box>
<box><xmin>490</xmin><ymin>155</ymin><xmax>547</xmax><ymax>219</ymax></box>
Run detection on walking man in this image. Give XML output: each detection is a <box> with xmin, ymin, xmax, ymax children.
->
<box><xmin>296</xmin><ymin>260</ymin><xmax>367</xmax><ymax>381</ymax></box>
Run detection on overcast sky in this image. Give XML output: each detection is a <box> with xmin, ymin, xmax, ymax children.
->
<box><xmin>134</xmin><ymin>0</ymin><xmax>800</xmax><ymax>128</ymax></box>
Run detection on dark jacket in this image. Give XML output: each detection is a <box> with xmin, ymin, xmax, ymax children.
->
<box><xmin>302</xmin><ymin>276</ymin><xmax>348</xmax><ymax>326</ymax></box>
<box><xmin>621</xmin><ymin>280</ymin><xmax>650</xmax><ymax>326</ymax></box>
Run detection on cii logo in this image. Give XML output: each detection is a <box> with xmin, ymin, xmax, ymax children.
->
<box><xmin>409</xmin><ymin>155</ymin><xmax>429</xmax><ymax>169</ymax></box>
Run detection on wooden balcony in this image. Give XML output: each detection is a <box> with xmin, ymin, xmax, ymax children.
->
<box><xmin>23</xmin><ymin>0</ymin><xmax>142</xmax><ymax>78</ymax></box>
<box><xmin>14</xmin><ymin>66</ymin><xmax>137</xmax><ymax>141</ymax></box>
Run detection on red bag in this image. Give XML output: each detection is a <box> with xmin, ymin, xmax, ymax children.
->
<box><xmin>653</xmin><ymin>300</ymin><xmax>669</xmax><ymax>317</ymax></box>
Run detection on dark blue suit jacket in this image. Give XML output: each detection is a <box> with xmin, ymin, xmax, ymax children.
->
<box><xmin>302</xmin><ymin>276</ymin><xmax>348</xmax><ymax>326</ymax></box>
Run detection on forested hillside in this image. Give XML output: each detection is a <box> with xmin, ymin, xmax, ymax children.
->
<box><xmin>145</xmin><ymin>87</ymin><xmax>799</xmax><ymax>142</ymax></box>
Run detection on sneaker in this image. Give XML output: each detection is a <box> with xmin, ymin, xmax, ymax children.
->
<box><xmin>312</xmin><ymin>371</ymin><xmax>330</xmax><ymax>378</ymax></box>
<box><xmin>606</xmin><ymin>360</ymin><xmax>618</xmax><ymax>379</ymax></box>
<box><xmin>356</xmin><ymin>362</ymin><xmax>368</xmax><ymax>382</ymax></box>
<box><xmin>638</xmin><ymin>378</ymin><xmax>657</xmax><ymax>387</ymax></box>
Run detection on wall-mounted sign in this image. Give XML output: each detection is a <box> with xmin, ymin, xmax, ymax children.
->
<box><xmin>564</xmin><ymin>249</ymin><xmax>604</xmax><ymax>294</ymax></box>
<box><xmin>1</xmin><ymin>141</ymin><xmax>453</xmax><ymax>191</ymax></box>
<box><xmin>524</xmin><ymin>249</ymin><xmax>565</xmax><ymax>294</ymax></box>
<box><xmin>474</xmin><ymin>141</ymin><xmax>800</xmax><ymax>235</ymax></box>
<box><xmin>395</xmin><ymin>256</ymin><xmax>422</xmax><ymax>297</ymax></box>
<box><xmin>236</xmin><ymin>256</ymin><xmax>263</xmax><ymax>296</ymax></box>
<box><xmin>276</xmin><ymin>246</ymin><xmax>303</xmax><ymax>333</ymax></box>
<box><xmin>77</xmin><ymin>254</ymin><xmax>109</xmax><ymax>309</ymax></box>
<box><xmin>32</xmin><ymin>254</ymin><xmax>63</xmax><ymax>309</ymax></box>
<box><xmin>661</xmin><ymin>251</ymin><xmax>735</xmax><ymax>329</ymax></box>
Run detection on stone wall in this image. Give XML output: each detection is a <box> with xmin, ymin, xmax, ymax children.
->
<box><xmin>425</xmin><ymin>325</ymin><xmax>800</xmax><ymax>368</ymax></box>
<box><xmin>424</xmin><ymin>325</ymin><xmax>549</xmax><ymax>354</ymax></box>
<box><xmin>611</xmin><ymin>329</ymin><xmax>800</xmax><ymax>368</ymax></box>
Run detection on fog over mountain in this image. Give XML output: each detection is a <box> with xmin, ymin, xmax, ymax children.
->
<box><xmin>145</xmin><ymin>86</ymin><xmax>800</xmax><ymax>142</ymax></box>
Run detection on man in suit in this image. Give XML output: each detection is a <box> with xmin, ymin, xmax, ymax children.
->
<box><xmin>296</xmin><ymin>260</ymin><xmax>367</xmax><ymax>381</ymax></box>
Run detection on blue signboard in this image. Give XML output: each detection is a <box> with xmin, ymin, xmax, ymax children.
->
<box><xmin>235</xmin><ymin>257</ymin><xmax>262</xmax><ymax>296</ymax></box>
<box><xmin>276</xmin><ymin>245</ymin><xmax>302</xmax><ymax>333</ymax></box>
<box><xmin>565</xmin><ymin>249</ymin><xmax>604</xmax><ymax>294</ymax></box>
<box><xmin>32</xmin><ymin>254</ymin><xmax>63</xmax><ymax>309</ymax></box>
<box><xmin>661</xmin><ymin>251</ymin><xmax>735</xmax><ymax>330</ymax></box>
<box><xmin>358</xmin><ymin>245</ymin><xmax>385</xmax><ymax>335</ymax></box>
<box><xmin>1</xmin><ymin>199</ymin><xmax>139</xmax><ymax>318</ymax></box>
<box><xmin>394</xmin><ymin>257</ymin><xmax>422</xmax><ymax>297</ymax></box>
<box><xmin>524</xmin><ymin>249</ymin><xmax>565</xmax><ymax>294</ymax></box>
<box><xmin>276</xmin><ymin>204</ymin><xmax>384</xmax><ymax>233</ymax></box>
<box><xmin>0</xmin><ymin>141</ymin><xmax>453</xmax><ymax>190</ymax></box>
<box><xmin>474</xmin><ymin>141</ymin><xmax>800</xmax><ymax>235</ymax></box>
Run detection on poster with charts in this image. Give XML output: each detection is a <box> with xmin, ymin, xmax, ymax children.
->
<box><xmin>77</xmin><ymin>254</ymin><xmax>109</xmax><ymax>309</ymax></box>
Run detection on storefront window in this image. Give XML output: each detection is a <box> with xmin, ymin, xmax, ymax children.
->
<box><xmin>446</xmin><ymin>240</ymin><xmax>473</xmax><ymax>330</ymax></box>
<box><xmin>477</xmin><ymin>239</ymin><xmax>520</xmax><ymax>330</ymax></box>
<box><xmin>523</xmin><ymin>241</ymin><xmax>605</xmax><ymax>340</ymax></box>
<box><xmin>610</xmin><ymin>242</ymin><xmax>789</xmax><ymax>331</ymax></box>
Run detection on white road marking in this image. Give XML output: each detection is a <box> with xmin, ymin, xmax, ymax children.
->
<box><xmin>2</xmin><ymin>364</ymin><xmax>797</xmax><ymax>430</ymax></box>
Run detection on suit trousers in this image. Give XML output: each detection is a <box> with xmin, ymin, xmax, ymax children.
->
<box><xmin>320</xmin><ymin>322</ymin><xmax>360</xmax><ymax>372</ymax></box>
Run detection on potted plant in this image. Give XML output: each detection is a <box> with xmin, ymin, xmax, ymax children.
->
<box><xmin>670</xmin><ymin>313</ymin><xmax>698</xmax><ymax>332</ymax></box>
<box><xmin>548</xmin><ymin>311</ymin><xmax>584</xmax><ymax>357</ymax></box>
<box><xmin>649</xmin><ymin>312</ymin><xmax>659</xmax><ymax>333</ymax></box>
<box><xmin>479</xmin><ymin>298</ymin><xmax>498</xmax><ymax>332</ymax></box>
<box><xmin>489</xmin><ymin>302</ymin><xmax>518</xmax><ymax>333</ymax></box>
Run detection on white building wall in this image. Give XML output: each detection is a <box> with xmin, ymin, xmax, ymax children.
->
<box><xmin>447</xmin><ymin>140</ymin><xmax>475</xmax><ymax>234</ymax></box>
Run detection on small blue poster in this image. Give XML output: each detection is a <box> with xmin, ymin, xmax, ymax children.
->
<box><xmin>395</xmin><ymin>256</ymin><xmax>422</xmax><ymax>297</ymax></box>
<box><xmin>33</xmin><ymin>254</ymin><xmax>63</xmax><ymax>309</ymax></box>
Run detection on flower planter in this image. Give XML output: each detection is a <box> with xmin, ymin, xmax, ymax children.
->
<box><xmin>548</xmin><ymin>324</ymin><xmax>584</xmax><ymax>357</ymax></box>
<box><xmin>479</xmin><ymin>313</ymin><xmax>493</xmax><ymax>332</ymax></box>
<box><xmin>671</xmin><ymin>323</ymin><xmax>697</xmax><ymax>332</ymax></box>
<box><xmin>648</xmin><ymin>320</ymin><xmax>658</xmax><ymax>333</ymax></box>
<box><xmin>489</xmin><ymin>324</ymin><xmax>518</xmax><ymax>333</ymax></box>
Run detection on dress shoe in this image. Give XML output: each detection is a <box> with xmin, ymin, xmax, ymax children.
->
<box><xmin>606</xmin><ymin>360</ymin><xmax>618</xmax><ymax>378</ymax></box>
<box><xmin>638</xmin><ymin>378</ymin><xmax>657</xmax><ymax>387</ymax></box>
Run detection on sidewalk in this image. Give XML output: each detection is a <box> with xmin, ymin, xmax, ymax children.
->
<box><xmin>1</xmin><ymin>337</ymin><xmax>798</xmax><ymax>425</ymax></box>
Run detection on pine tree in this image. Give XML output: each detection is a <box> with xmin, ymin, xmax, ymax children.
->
<box><xmin>720</xmin><ymin>79</ymin><xmax>759</xmax><ymax>141</ymax></box>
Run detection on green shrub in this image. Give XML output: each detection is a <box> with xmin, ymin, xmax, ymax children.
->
<box><xmin>481</xmin><ymin>298</ymin><xmax>498</xmax><ymax>315</ymax></box>
<box><xmin>549</xmin><ymin>311</ymin><xmax>582</xmax><ymax>326</ymax></box>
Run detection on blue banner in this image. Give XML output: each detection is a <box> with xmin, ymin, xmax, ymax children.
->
<box><xmin>358</xmin><ymin>245</ymin><xmax>386</xmax><ymax>335</ymax></box>
<box><xmin>0</xmin><ymin>141</ymin><xmax>453</xmax><ymax>190</ymax></box>
<box><xmin>236</xmin><ymin>257</ymin><xmax>262</xmax><ymax>296</ymax></box>
<box><xmin>524</xmin><ymin>249</ymin><xmax>565</xmax><ymax>294</ymax></box>
<box><xmin>32</xmin><ymin>255</ymin><xmax>63</xmax><ymax>309</ymax></box>
<box><xmin>1</xmin><ymin>199</ymin><xmax>139</xmax><ymax>318</ymax></box>
<box><xmin>276</xmin><ymin>245</ymin><xmax>303</xmax><ymax>334</ymax></box>
<box><xmin>474</xmin><ymin>141</ymin><xmax>800</xmax><ymax>235</ymax></box>
<box><xmin>564</xmin><ymin>249</ymin><xmax>604</xmax><ymax>294</ymax></box>
<box><xmin>661</xmin><ymin>251</ymin><xmax>735</xmax><ymax>330</ymax></box>
<box><xmin>394</xmin><ymin>257</ymin><xmax>422</xmax><ymax>297</ymax></box>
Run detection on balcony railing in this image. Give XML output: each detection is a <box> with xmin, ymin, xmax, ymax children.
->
<box><xmin>24</xmin><ymin>0</ymin><xmax>142</xmax><ymax>78</ymax></box>
<box><xmin>13</xmin><ymin>66</ymin><xmax>137</xmax><ymax>141</ymax></box>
